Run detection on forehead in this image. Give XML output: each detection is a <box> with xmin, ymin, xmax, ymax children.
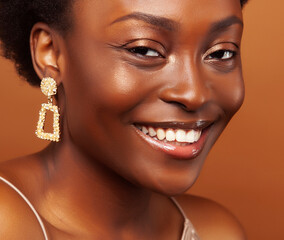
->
<box><xmin>73</xmin><ymin>0</ymin><xmax>243</xmax><ymax>29</ymax></box>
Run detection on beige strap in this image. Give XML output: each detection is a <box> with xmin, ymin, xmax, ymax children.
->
<box><xmin>171</xmin><ymin>197</ymin><xmax>200</xmax><ymax>240</ymax></box>
<box><xmin>0</xmin><ymin>176</ymin><xmax>49</xmax><ymax>240</ymax></box>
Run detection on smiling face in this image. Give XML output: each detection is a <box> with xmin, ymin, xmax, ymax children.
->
<box><xmin>58</xmin><ymin>0</ymin><xmax>244</xmax><ymax>195</ymax></box>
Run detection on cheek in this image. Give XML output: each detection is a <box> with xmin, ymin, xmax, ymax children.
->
<box><xmin>214</xmin><ymin>73</ymin><xmax>245</xmax><ymax>118</ymax></box>
<box><xmin>65</xmin><ymin>55</ymin><xmax>149</xmax><ymax>116</ymax></box>
<box><xmin>89</xmin><ymin>67</ymin><xmax>140</xmax><ymax>111</ymax></box>
<box><xmin>61</xmin><ymin>44</ymin><xmax>159</xmax><ymax>156</ymax></box>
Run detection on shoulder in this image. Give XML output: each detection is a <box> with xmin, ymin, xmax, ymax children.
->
<box><xmin>175</xmin><ymin>194</ymin><xmax>246</xmax><ymax>240</ymax></box>
<box><xmin>0</xmin><ymin>176</ymin><xmax>46</xmax><ymax>239</ymax></box>
<box><xmin>0</xmin><ymin>157</ymin><xmax>46</xmax><ymax>239</ymax></box>
<box><xmin>0</xmin><ymin>154</ymin><xmax>46</xmax><ymax>193</ymax></box>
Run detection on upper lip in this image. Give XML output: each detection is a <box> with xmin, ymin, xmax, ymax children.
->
<box><xmin>134</xmin><ymin>120</ymin><xmax>213</xmax><ymax>130</ymax></box>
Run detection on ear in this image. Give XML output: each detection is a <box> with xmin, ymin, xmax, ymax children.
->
<box><xmin>30</xmin><ymin>23</ymin><xmax>63</xmax><ymax>83</ymax></box>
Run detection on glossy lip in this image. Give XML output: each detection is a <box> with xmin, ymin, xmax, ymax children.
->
<box><xmin>132</xmin><ymin>121</ymin><xmax>212</xmax><ymax>160</ymax></box>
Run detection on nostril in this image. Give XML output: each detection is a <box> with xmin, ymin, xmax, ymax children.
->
<box><xmin>166</xmin><ymin>101</ymin><xmax>188</xmax><ymax>110</ymax></box>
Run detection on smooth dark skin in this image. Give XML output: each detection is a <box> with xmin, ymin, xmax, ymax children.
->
<box><xmin>0</xmin><ymin>0</ymin><xmax>246</xmax><ymax>239</ymax></box>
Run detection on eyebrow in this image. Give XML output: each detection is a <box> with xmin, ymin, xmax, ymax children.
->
<box><xmin>110</xmin><ymin>12</ymin><xmax>179</xmax><ymax>32</ymax></box>
<box><xmin>208</xmin><ymin>16</ymin><xmax>243</xmax><ymax>35</ymax></box>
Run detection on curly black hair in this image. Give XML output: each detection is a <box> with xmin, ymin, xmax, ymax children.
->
<box><xmin>0</xmin><ymin>0</ymin><xmax>249</xmax><ymax>86</ymax></box>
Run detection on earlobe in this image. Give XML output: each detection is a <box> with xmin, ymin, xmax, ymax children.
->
<box><xmin>30</xmin><ymin>23</ymin><xmax>61</xmax><ymax>82</ymax></box>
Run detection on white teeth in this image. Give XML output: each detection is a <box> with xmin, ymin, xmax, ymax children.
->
<box><xmin>176</xmin><ymin>129</ymin><xmax>186</xmax><ymax>143</ymax></box>
<box><xmin>194</xmin><ymin>130</ymin><xmax>201</xmax><ymax>142</ymax></box>
<box><xmin>142</xmin><ymin>126</ymin><xmax>149</xmax><ymax>134</ymax></box>
<box><xmin>185</xmin><ymin>130</ymin><xmax>195</xmax><ymax>143</ymax></box>
<box><xmin>157</xmin><ymin>128</ymin><xmax>166</xmax><ymax>140</ymax></box>
<box><xmin>138</xmin><ymin>125</ymin><xmax>202</xmax><ymax>144</ymax></box>
<box><xmin>166</xmin><ymin>129</ymin><xmax>175</xmax><ymax>141</ymax></box>
<box><xmin>149</xmin><ymin>127</ymin><xmax>156</xmax><ymax>137</ymax></box>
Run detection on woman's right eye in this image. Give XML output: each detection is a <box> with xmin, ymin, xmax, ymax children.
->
<box><xmin>128</xmin><ymin>47</ymin><xmax>162</xmax><ymax>58</ymax></box>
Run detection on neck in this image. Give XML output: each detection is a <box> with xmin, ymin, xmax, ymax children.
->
<box><xmin>39</xmin><ymin>140</ymin><xmax>177</xmax><ymax>238</ymax></box>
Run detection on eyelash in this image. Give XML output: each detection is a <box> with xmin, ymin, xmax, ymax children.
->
<box><xmin>207</xmin><ymin>49</ymin><xmax>236</xmax><ymax>60</ymax></box>
<box><xmin>127</xmin><ymin>46</ymin><xmax>164</xmax><ymax>58</ymax></box>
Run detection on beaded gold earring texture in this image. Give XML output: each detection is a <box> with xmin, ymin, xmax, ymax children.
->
<box><xmin>35</xmin><ymin>77</ymin><xmax>60</xmax><ymax>142</ymax></box>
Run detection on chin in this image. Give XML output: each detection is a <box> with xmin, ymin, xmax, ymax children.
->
<box><xmin>153</xmin><ymin>182</ymin><xmax>196</xmax><ymax>197</ymax></box>
<box><xmin>144</xmin><ymin>170</ymin><xmax>200</xmax><ymax>197</ymax></box>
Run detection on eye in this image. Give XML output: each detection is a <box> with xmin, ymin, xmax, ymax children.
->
<box><xmin>208</xmin><ymin>50</ymin><xmax>235</xmax><ymax>60</ymax></box>
<box><xmin>113</xmin><ymin>39</ymin><xmax>167</xmax><ymax>68</ymax></box>
<box><xmin>128</xmin><ymin>47</ymin><xmax>162</xmax><ymax>58</ymax></box>
<box><xmin>203</xmin><ymin>43</ymin><xmax>240</xmax><ymax>72</ymax></box>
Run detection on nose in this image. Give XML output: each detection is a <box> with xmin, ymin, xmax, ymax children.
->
<box><xmin>159</xmin><ymin>59</ymin><xmax>211</xmax><ymax>112</ymax></box>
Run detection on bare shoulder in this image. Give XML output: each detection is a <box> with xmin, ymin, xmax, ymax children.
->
<box><xmin>0</xmin><ymin>156</ymin><xmax>46</xmax><ymax>239</ymax></box>
<box><xmin>175</xmin><ymin>194</ymin><xmax>246</xmax><ymax>240</ymax></box>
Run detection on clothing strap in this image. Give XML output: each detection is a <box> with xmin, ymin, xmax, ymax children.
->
<box><xmin>171</xmin><ymin>197</ymin><xmax>200</xmax><ymax>240</ymax></box>
<box><xmin>0</xmin><ymin>176</ymin><xmax>49</xmax><ymax>240</ymax></box>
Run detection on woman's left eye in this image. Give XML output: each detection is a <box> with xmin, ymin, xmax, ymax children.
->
<box><xmin>208</xmin><ymin>50</ymin><xmax>235</xmax><ymax>60</ymax></box>
<box><xmin>128</xmin><ymin>47</ymin><xmax>161</xmax><ymax>57</ymax></box>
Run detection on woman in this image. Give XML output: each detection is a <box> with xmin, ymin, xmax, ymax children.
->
<box><xmin>0</xmin><ymin>0</ymin><xmax>248</xmax><ymax>239</ymax></box>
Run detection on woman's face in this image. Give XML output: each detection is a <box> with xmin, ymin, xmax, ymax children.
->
<box><xmin>59</xmin><ymin>0</ymin><xmax>244</xmax><ymax>195</ymax></box>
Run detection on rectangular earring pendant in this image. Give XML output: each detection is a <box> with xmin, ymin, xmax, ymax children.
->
<box><xmin>35</xmin><ymin>103</ymin><xmax>60</xmax><ymax>142</ymax></box>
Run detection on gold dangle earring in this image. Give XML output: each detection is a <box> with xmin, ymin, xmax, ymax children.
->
<box><xmin>35</xmin><ymin>77</ymin><xmax>60</xmax><ymax>142</ymax></box>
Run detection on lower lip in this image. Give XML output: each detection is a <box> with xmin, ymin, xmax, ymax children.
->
<box><xmin>133</xmin><ymin>127</ymin><xmax>210</xmax><ymax>160</ymax></box>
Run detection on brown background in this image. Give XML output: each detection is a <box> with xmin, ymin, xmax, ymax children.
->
<box><xmin>0</xmin><ymin>0</ymin><xmax>283</xmax><ymax>239</ymax></box>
